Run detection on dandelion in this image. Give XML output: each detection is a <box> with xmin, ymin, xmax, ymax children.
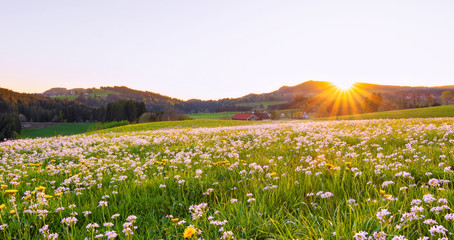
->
<box><xmin>183</xmin><ymin>226</ymin><xmax>196</xmax><ymax>238</ymax></box>
<box><xmin>4</xmin><ymin>189</ymin><xmax>18</xmax><ymax>194</ymax></box>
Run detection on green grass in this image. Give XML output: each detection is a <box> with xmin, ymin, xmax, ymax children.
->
<box><xmin>92</xmin><ymin>119</ymin><xmax>262</xmax><ymax>134</ymax></box>
<box><xmin>318</xmin><ymin>105</ymin><xmax>454</xmax><ymax>120</ymax></box>
<box><xmin>51</xmin><ymin>95</ymin><xmax>76</xmax><ymax>100</ymax></box>
<box><xmin>187</xmin><ymin>112</ymin><xmax>239</xmax><ymax>120</ymax></box>
<box><xmin>86</xmin><ymin>120</ymin><xmax>131</xmax><ymax>132</ymax></box>
<box><xmin>237</xmin><ymin>101</ymin><xmax>287</xmax><ymax>107</ymax></box>
<box><xmin>20</xmin><ymin>123</ymin><xmax>94</xmax><ymax>138</ymax></box>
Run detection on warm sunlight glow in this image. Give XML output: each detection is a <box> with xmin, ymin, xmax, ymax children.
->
<box><xmin>332</xmin><ymin>80</ymin><xmax>355</xmax><ymax>91</ymax></box>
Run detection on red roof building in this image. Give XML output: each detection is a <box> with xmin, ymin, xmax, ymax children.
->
<box><xmin>231</xmin><ymin>113</ymin><xmax>258</xmax><ymax>121</ymax></box>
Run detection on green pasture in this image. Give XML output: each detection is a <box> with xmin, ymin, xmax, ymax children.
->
<box><xmin>92</xmin><ymin>119</ymin><xmax>262</xmax><ymax>134</ymax></box>
<box><xmin>20</xmin><ymin>123</ymin><xmax>93</xmax><ymax>139</ymax></box>
<box><xmin>187</xmin><ymin>112</ymin><xmax>239</xmax><ymax>120</ymax></box>
<box><xmin>319</xmin><ymin>105</ymin><xmax>454</xmax><ymax>120</ymax></box>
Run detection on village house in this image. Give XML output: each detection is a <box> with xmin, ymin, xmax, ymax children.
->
<box><xmin>231</xmin><ymin>112</ymin><xmax>271</xmax><ymax>121</ymax></box>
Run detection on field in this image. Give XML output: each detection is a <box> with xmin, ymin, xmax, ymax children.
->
<box><xmin>319</xmin><ymin>105</ymin><xmax>454</xmax><ymax>120</ymax></box>
<box><xmin>20</xmin><ymin>123</ymin><xmax>94</xmax><ymax>139</ymax></box>
<box><xmin>1</xmin><ymin>118</ymin><xmax>454</xmax><ymax>239</ymax></box>
<box><xmin>187</xmin><ymin>112</ymin><xmax>239</xmax><ymax>120</ymax></box>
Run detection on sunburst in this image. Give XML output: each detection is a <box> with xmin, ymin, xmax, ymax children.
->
<box><xmin>331</xmin><ymin>80</ymin><xmax>356</xmax><ymax>91</ymax></box>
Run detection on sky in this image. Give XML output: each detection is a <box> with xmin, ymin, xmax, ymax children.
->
<box><xmin>1</xmin><ymin>1</ymin><xmax>453</xmax><ymax>100</ymax></box>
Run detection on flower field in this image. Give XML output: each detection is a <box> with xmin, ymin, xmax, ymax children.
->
<box><xmin>0</xmin><ymin>118</ymin><xmax>453</xmax><ymax>239</ymax></box>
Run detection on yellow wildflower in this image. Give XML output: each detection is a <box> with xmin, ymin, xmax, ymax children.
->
<box><xmin>10</xmin><ymin>210</ymin><xmax>15</xmax><ymax>214</ymax></box>
<box><xmin>4</xmin><ymin>189</ymin><xmax>18</xmax><ymax>194</ymax></box>
<box><xmin>35</xmin><ymin>186</ymin><xmax>46</xmax><ymax>192</ymax></box>
<box><xmin>44</xmin><ymin>195</ymin><xmax>53</xmax><ymax>199</ymax></box>
<box><xmin>345</xmin><ymin>162</ymin><xmax>351</xmax><ymax>166</ymax></box>
<box><xmin>183</xmin><ymin>226</ymin><xmax>196</xmax><ymax>238</ymax></box>
<box><xmin>171</xmin><ymin>218</ymin><xmax>179</xmax><ymax>223</ymax></box>
<box><xmin>0</xmin><ymin>204</ymin><xmax>5</xmax><ymax>210</ymax></box>
<box><xmin>325</xmin><ymin>163</ymin><xmax>334</xmax><ymax>169</ymax></box>
<box><xmin>0</xmin><ymin>184</ymin><xmax>7</xmax><ymax>189</ymax></box>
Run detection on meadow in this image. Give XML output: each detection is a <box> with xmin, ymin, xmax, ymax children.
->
<box><xmin>187</xmin><ymin>112</ymin><xmax>239</xmax><ymax>120</ymax></box>
<box><xmin>20</xmin><ymin>123</ymin><xmax>94</xmax><ymax>139</ymax></box>
<box><xmin>1</xmin><ymin>118</ymin><xmax>453</xmax><ymax>239</ymax></box>
<box><xmin>319</xmin><ymin>105</ymin><xmax>454</xmax><ymax>120</ymax></box>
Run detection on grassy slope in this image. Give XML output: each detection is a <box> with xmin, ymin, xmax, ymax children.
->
<box><xmin>20</xmin><ymin>123</ymin><xmax>94</xmax><ymax>138</ymax></box>
<box><xmin>318</xmin><ymin>105</ymin><xmax>454</xmax><ymax>120</ymax></box>
<box><xmin>92</xmin><ymin>119</ymin><xmax>260</xmax><ymax>134</ymax></box>
<box><xmin>187</xmin><ymin>112</ymin><xmax>239</xmax><ymax>119</ymax></box>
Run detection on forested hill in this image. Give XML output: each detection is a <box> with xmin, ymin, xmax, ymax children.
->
<box><xmin>42</xmin><ymin>86</ymin><xmax>249</xmax><ymax>113</ymax></box>
<box><xmin>0</xmin><ymin>88</ymin><xmax>103</xmax><ymax>122</ymax></box>
<box><xmin>43</xmin><ymin>86</ymin><xmax>182</xmax><ymax>111</ymax></box>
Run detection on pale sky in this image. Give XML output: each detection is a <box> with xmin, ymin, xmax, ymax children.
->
<box><xmin>1</xmin><ymin>1</ymin><xmax>453</xmax><ymax>100</ymax></box>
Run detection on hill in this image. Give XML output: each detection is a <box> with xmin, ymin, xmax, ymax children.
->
<box><xmin>0</xmin><ymin>88</ymin><xmax>103</xmax><ymax>122</ymax></box>
<box><xmin>43</xmin><ymin>86</ymin><xmax>183</xmax><ymax>111</ymax></box>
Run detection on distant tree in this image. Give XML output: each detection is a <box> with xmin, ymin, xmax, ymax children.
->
<box><xmin>0</xmin><ymin>113</ymin><xmax>21</xmax><ymax>141</ymax></box>
<box><xmin>270</xmin><ymin>111</ymin><xmax>280</xmax><ymax>120</ymax></box>
<box><xmin>362</xmin><ymin>93</ymin><xmax>383</xmax><ymax>113</ymax></box>
<box><xmin>441</xmin><ymin>91</ymin><xmax>453</xmax><ymax>105</ymax></box>
<box><xmin>105</xmin><ymin>100</ymin><xmax>146</xmax><ymax>122</ymax></box>
<box><xmin>428</xmin><ymin>94</ymin><xmax>434</xmax><ymax>107</ymax></box>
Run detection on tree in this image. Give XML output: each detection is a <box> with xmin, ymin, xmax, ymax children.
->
<box><xmin>441</xmin><ymin>91</ymin><xmax>453</xmax><ymax>105</ymax></box>
<box><xmin>0</xmin><ymin>113</ymin><xmax>21</xmax><ymax>141</ymax></box>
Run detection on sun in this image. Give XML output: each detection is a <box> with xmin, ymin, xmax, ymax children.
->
<box><xmin>331</xmin><ymin>80</ymin><xmax>355</xmax><ymax>91</ymax></box>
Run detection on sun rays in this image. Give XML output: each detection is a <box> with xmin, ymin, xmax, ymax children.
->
<box><xmin>301</xmin><ymin>82</ymin><xmax>386</xmax><ymax>118</ymax></box>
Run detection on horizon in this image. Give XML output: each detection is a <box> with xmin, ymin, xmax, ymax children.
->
<box><xmin>4</xmin><ymin>80</ymin><xmax>454</xmax><ymax>101</ymax></box>
<box><xmin>1</xmin><ymin>1</ymin><xmax>454</xmax><ymax>100</ymax></box>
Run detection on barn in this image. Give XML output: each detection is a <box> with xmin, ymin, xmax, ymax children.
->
<box><xmin>231</xmin><ymin>113</ymin><xmax>259</xmax><ymax>121</ymax></box>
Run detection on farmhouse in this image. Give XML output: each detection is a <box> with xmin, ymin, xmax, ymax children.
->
<box><xmin>231</xmin><ymin>113</ymin><xmax>258</xmax><ymax>121</ymax></box>
<box><xmin>231</xmin><ymin>112</ymin><xmax>271</xmax><ymax>121</ymax></box>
